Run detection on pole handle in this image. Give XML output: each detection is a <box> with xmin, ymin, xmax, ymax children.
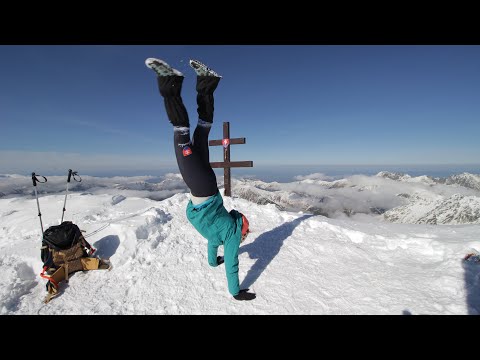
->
<box><xmin>32</xmin><ymin>172</ymin><xmax>47</xmax><ymax>186</ymax></box>
<box><xmin>69</xmin><ymin>170</ymin><xmax>82</xmax><ymax>182</ymax></box>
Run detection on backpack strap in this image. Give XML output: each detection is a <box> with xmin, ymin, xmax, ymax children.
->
<box><xmin>81</xmin><ymin>257</ymin><xmax>100</xmax><ymax>270</ymax></box>
<box><xmin>79</xmin><ymin>233</ymin><xmax>96</xmax><ymax>256</ymax></box>
<box><xmin>41</xmin><ymin>245</ymin><xmax>55</xmax><ymax>269</ymax></box>
<box><xmin>41</xmin><ymin>265</ymin><xmax>64</xmax><ymax>303</ymax></box>
<box><xmin>41</xmin><ymin>257</ymin><xmax>111</xmax><ymax>303</ymax></box>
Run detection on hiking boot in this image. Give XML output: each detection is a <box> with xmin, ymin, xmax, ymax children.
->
<box><xmin>189</xmin><ymin>59</ymin><xmax>222</xmax><ymax>77</ymax></box>
<box><xmin>145</xmin><ymin>58</ymin><xmax>184</xmax><ymax>77</ymax></box>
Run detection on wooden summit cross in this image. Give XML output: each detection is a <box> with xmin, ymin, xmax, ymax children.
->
<box><xmin>209</xmin><ymin>122</ymin><xmax>253</xmax><ymax>197</ymax></box>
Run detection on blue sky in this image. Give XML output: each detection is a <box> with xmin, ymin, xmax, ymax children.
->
<box><xmin>1</xmin><ymin>45</ymin><xmax>479</xmax><ymax>175</ymax></box>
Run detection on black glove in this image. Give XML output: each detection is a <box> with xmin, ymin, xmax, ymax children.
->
<box><xmin>234</xmin><ymin>289</ymin><xmax>256</xmax><ymax>301</ymax></box>
<box><xmin>217</xmin><ymin>256</ymin><xmax>224</xmax><ymax>265</ymax></box>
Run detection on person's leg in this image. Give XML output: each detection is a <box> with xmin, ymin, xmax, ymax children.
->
<box><xmin>196</xmin><ymin>76</ymin><xmax>221</xmax><ymax>124</ymax></box>
<box><xmin>192</xmin><ymin>76</ymin><xmax>221</xmax><ymax>166</ymax></box>
<box><xmin>157</xmin><ymin>76</ymin><xmax>190</xmax><ymax>128</ymax></box>
<box><xmin>192</xmin><ymin>120</ymin><xmax>213</xmax><ymax>168</ymax></box>
<box><xmin>156</xmin><ymin>75</ymin><xmax>217</xmax><ymax>197</ymax></box>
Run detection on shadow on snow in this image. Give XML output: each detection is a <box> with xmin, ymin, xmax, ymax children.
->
<box><xmin>239</xmin><ymin>214</ymin><xmax>314</xmax><ymax>289</ymax></box>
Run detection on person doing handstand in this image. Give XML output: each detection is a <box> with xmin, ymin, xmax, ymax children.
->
<box><xmin>146</xmin><ymin>57</ymin><xmax>255</xmax><ymax>301</ymax></box>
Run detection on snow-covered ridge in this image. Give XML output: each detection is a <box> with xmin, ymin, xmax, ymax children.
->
<box><xmin>377</xmin><ymin>171</ymin><xmax>480</xmax><ymax>190</ymax></box>
<box><xmin>1</xmin><ymin>172</ymin><xmax>480</xmax><ymax>225</ymax></box>
<box><xmin>1</xmin><ymin>191</ymin><xmax>479</xmax><ymax>315</ymax></box>
<box><xmin>443</xmin><ymin>173</ymin><xmax>480</xmax><ymax>191</ymax></box>
<box><xmin>384</xmin><ymin>193</ymin><xmax>480</xmax><ymax>225</ymax></box>
<box><xmin>232</xmin><ymin>172</ymin><xmax>480</xmax><ymax>224</ymax></box>
<box><xmin>0</xmin><ymin>173</ymin><xmax>189</xmax><ymax>201</ymax></box>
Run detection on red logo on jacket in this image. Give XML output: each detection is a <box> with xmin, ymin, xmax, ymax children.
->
<box><xmin>183</xmin><ymin>146</ymin><xmax>192</xmax><ymax>157</ymax></box>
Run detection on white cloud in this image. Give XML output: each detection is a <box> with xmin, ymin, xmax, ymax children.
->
<box><xmin>293</xmin><ymin>173</ymin><xmax>334</xmax><ymax>181</ymax></box>
<box><xmin>234</xmin><ymin>172</ymin><xmax>480</xmax><ymax>223</ymax></box>
<box><xmin>2</xmin><ymin>169</ymin><xmax>480</xmax><ymax>224</ymax></box>
<box><xmin>0</xmin><ymin>172</ymin><xmax>189</xmax><ymax>200</ymax></box>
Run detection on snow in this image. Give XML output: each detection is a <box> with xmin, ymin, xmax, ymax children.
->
<box><xmin>0</xmin><ymin>173</ymin><xmax>479</xmax><ymax>314</ymax></box>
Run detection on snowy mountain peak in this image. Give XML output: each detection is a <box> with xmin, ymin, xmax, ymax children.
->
<box><xmin>384</xmin><ymin>193</ymin><xmax>480</xmax><ymax>225</ymax></box>
<box><xmin>376</xmin><ymin>171</ymin><xmax>412</xmax><ymax>181</ymax></box>
<box><xmin>445</xmin><ymin>172</ymin><xmax>480</xmax><ymax>191</ymax></box>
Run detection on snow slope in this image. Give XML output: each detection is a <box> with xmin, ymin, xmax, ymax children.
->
<box><xmin>1</xmin><ymin>189</ymin><xmax>479</xmax><ymax>315</ymax></box>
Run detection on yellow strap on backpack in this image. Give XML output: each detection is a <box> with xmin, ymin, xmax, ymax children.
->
<box><xmin>81</xmin><ymin>257</ymin><xmax>100</xmax><ymax>270</ymax></box>
<box><xmin>42</xmin><ymin>257</ymin><xmax>111</xmax><ymax>303</ymax></box>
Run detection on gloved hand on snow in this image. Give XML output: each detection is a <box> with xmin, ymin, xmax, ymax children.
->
<box><xmin>233</xmin><ymin>289</ymin><xmax>256</xmax><ymax>301</ymax></box>
<box><xmin>217</xmin><ymin>256</ymin><xmax>224</xmax><ymax>265</ymax></box>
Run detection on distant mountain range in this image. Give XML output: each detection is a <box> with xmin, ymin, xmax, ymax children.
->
<box><xmin>383</xmin><ymin>193</ymin><xmax>480</xmax><ymax>225</ymax></box>
<box><xmin>376</xmin><ymin>171</ymin><xmax>480</xmax><ymax>191</ymax></box>
<box><xmin>232</xmin><ymin>172</ymin><xmax>480</xmax><ymax>225</ymax></box>
<box><xmin>1</xmin><ymin>172</ymin><xmax>479</xmax><ymax>225</ymax></box>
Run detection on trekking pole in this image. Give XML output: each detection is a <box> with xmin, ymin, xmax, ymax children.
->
<box><xmin>61</xmin><ymin>169</ymin><xmax>82</xmax><ymax>223</ymax></box>
<box><xmin>32</xmin><ymin>172</ymin><xmax>47</xmax><ymax>234</ymax></box>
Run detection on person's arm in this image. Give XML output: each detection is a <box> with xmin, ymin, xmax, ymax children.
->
<box><xmin>208</xmin><ymin>242</ymin><xmax>220</xmax><ymax>267</ymax></box>
<box><xmin>223</xmin><ymin>232</ymin><xmax>240</xmax><ymax>296</ymax></box>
